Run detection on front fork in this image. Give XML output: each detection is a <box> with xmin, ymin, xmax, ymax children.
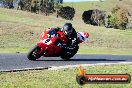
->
<box><xmin>37</xmin><ymin>42</ymin><xmax>48</xmax><ymax>55</ymax></box>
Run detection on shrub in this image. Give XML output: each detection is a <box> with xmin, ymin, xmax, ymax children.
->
<box><xmin>57</xmin><ymin>6</ymin><xmax>75</xmax><ymax>20</ymax></box>
<box><xmin>82</xmin><ymin>9</ymin><xmax>106</xmax><ymax>26</ymax></box>
<box><xmin>82</xmin><ymin>10</ymin><xmax>93</xmax><ymax>24</ymax></box>
<box><xmin>106</xmin><ymin>14</ymin><xmax>117</xmax><ymax>28</ymax></box>
<box><xmin>107</xmin><ymin>5</ymin><xmax>129</xmax><ymax>30</ymax></box>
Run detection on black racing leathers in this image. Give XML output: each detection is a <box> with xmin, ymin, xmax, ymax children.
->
<box><xmin>52</xmin><ymin>27</ymin><xmax>79</xmax><ymax>59</ymax></box>
<box><xmin>59</xmin><ymin>28</ymin><xmax>79</xmax><ymax>59</ymax></box>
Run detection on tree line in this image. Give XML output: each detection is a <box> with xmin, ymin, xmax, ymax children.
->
<box><xmin>0</xmin><ymin>0</ymin><xmax>131</xmax><ymax>29</ymax></box>
<box><xmin>0</xmin><ymin>0</ymin><xmax>63</xmax><ymax>15</ymax></box>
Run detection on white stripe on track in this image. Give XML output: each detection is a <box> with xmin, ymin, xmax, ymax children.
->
<box><xmin>49</xmin><ymin>62</ymin><xmax>132</xmax><ymax>70</ymax></box>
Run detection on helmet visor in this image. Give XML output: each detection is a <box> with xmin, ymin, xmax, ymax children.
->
<box><xmin>63</xmin><ymin>28</ymin><xmax>73</xmax><ymax>35</ymax></box>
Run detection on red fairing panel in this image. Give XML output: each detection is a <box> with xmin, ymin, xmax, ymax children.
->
<box><xmin>37</xmin><ymin>42</ymin><xmax>62</xmax><ymax>57</ymax></box>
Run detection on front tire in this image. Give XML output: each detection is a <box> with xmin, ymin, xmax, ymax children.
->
<box><xmin>27</xmin><ymin>45</ymin><xmax>41</xmax><ymax>60</ymax></box>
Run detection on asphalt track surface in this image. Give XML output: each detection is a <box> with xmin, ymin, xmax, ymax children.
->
<box><xmin>0</xmin><ymin>53</ymin><xmax>132</xmax><ymax>72</ymax></box>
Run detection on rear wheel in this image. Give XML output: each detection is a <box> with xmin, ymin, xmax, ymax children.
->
<box><xmin>61</xmin><ymin>55</ymin><xmax>70</xmax><ymax>60</ymax></box>
<box><xmin>27</xmin><ymin>45</ymin><xmax>41</xmax><ymax>60</ymax></box>
<box><xmin>60</xmin><ymin>52</ymin><xmax>71</xmax><ymax>60</ymax></box>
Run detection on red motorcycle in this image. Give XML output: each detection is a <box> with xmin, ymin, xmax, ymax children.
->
<box><xmin>27</xmin><ymin>28</ymin><xmax>89</xmax><ymax>60</ymax></box>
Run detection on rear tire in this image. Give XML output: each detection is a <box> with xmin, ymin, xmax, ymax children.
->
<box><xmin>61</xmin><ymin>55</ymin><xmax>70</xmax><ymax>60</ymax></box>
<box><xmin>60</xmin><ymin>52</ymin><xmax>71</xmax><ymax>60</ymax></box>
<box><xmin>27</xmin><ymin>45</ymin><xmax>41</xmax><ymax>60</ymax></box>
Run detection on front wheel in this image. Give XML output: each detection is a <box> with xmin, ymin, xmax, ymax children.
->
<box><xmin>27</xmin><ymin>45</ymin><xmax>41</xmax><ymax>60</ymax></box>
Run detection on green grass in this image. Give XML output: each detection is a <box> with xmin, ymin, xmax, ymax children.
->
<box><xmin>64</xmin><ymin>0</ymin><xmax>132</xmax><ymax>17</ymax></box>
<box><xmin>0</xmin><ymin>64</ymin><xmax>132</xmax><ymax>88</ymax></box>
<box><xmin>78</xmin><ymin>47</ymin><xmax>132</xmax><ymax>55</ymax></box>
<box><xmin>0</xmin><ymin>47</ymin><xmax>132</xmax><ymax>55</ymax></box>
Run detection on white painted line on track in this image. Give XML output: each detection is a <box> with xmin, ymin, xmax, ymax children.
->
<box><xmin>49</xmin><ymin>62</ymin><xmax>132</xmax><ymax>70</ymax></box>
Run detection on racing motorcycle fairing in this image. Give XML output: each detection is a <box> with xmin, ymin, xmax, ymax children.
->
<box><xmin>37</xmin><ymin>28</ymin><xmax>67</xmax><ymax>57</ymax></box>
<box><xmin>27</xmin><ymin>28</ymin><xmax>89</xmax><ymax>60</ymax></box>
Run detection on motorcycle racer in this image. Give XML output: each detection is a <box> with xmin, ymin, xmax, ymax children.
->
<box><xmin>60</xmin><ymin>23</ymin><xmax>79</xmax><ymax>60</ymax></box>
<box><xmin>45</xmin><ymin>23</ymin><xmax>79</xmax><ymax>60</ymax></box>
<box><xmin>27</xmin><ymin>23</ymin><xmax>89</xmax><ymax>60</ymax></box>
